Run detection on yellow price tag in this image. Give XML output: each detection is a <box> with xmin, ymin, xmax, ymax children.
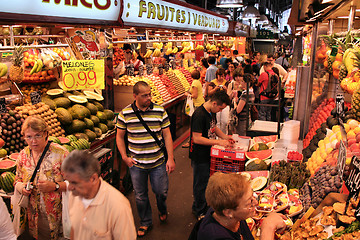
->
<box><xmin>61</xmin><ymin>60</ymin><xmax>104</xmax><ymax>90</ymax></box>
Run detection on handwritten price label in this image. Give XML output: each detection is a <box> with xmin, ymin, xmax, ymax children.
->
<box><xmin>61</xmin><ymin>60</ymin><xmax>104</xmax><ymax>90</ymax></box>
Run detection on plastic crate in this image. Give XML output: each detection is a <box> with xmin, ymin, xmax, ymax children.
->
<box><xmin>210</xmin><ymin>157</ymin><xmax>246</xmax><ymax>175</ymax></box>
<box><xmin>210</xmin><ymin>146</ymin><xmax>246</xmax><ymax>160</ymax></box>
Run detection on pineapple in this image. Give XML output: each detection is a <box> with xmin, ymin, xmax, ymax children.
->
<box><xmin>9</xmin><ymin>45</ymin><xmax>25</xmax><ymax>83</ymax></box>
<box><xmin>326</xmin><ymin>56</ymin><xmax>334</xmax><ymax>73</ymax></box>
<box><xmin>351</xmin><ymin>87</ymin><xmax>360</xmax><ymax>121</ymax></box>
<box><xmin>339</xmin><ymin>64</ymin><xmax>348</xmax><ymax>81</ymax></box>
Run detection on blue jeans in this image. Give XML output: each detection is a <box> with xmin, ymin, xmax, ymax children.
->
<box><xmin>129</xmin><ymin>161</ymin><xmax>169</xmax><ymax>227</ymax></box>
<box><xmin>259</xmin><ymin>99</ymin><xmax>276</xmax><ymax>121</ymax></box>
<box><xmin>191</xmin><ymin>160</ymin><xmax>210</xmax><ymax>217</ymax></box>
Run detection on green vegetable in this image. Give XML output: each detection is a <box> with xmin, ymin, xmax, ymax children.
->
<box><xmin>327</xmin><ymin>221</ymin><xmax>360</xmax><ymax>240</ymax></box>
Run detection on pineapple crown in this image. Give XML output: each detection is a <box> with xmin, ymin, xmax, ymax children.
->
<box><xmin>12</xmin><ymin>45</ymin><xmax>25</xmax><ymax>67</ymax></box>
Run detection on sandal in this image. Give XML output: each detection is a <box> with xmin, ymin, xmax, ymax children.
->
<box><xmin>137</xmin><ymin>225</ymin><xmax>153</xmax><ymax>238</ymax></box>
<box><xmin>159</xmin><ymin>213</ymin><xmax>168</xmax><ymax>223</ymax></box>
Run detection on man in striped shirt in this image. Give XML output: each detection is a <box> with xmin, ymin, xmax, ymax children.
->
<box><xmin>116</xmin><ymin>81</ymin><xmax>175</xmax><ymax>238</ymax></box>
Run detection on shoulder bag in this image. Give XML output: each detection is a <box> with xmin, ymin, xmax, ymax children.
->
<box><xmin>131</xmin><ymin>104</ymin><xmax>168</xmax><ymax>161</ymax></box>
<box><xmin>18</xmin><ymin>141</ymin><xmax>51</xmax><ymax>207</ymax></box>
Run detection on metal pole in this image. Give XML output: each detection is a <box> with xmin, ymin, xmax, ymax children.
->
<box><xmin>329</xmin><ymin>19</ymin><xmax>335</xmax><ymax>34</ymax></box>
<box><xmin>348</xmin><ymin>5</ymin><xmax>356</xmax><ymax>31</ymax></box>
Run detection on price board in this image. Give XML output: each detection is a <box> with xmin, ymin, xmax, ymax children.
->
<box><xmin>0</xmin><ymin>98</ymin><xmax>6</xmax><ymax>113</ymax></box>
<box><xmin>30</xmin><ymin>91</ymin><xmax>42</xmax><ymax>105</ymax></box>
<box><xmin>336</xmin><ymin>94</ymin><xmax>345</xmax><ymax>118</ymax></box>
<box><xmin>126</xmin><ymin>64</ymin><xmax>135</xmax><ymax>76</ymax></box>
<box><xmin>61</xmin><ymin>60</ymin><xmax>104</xmax><ymax>90</ymax></box>
<box><xmin>139</xmin><ymin>65</ymin><xmax>144</xmax><ymax>76</ymax></box>
<box><xmin>338</xmin><ymin>140</ymin><xmax>347</xmax><ymax>180</ymax></box>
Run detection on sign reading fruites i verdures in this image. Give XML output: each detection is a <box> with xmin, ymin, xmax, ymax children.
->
<box><xmin>0</xmin><ymin>0</ymin><xmax>121</xmax><ymax>24</ymax></box>
<box><xmin>121</xmin><ymin>0</ymin><xmax>229</xmax><ymax>33</ymax></box>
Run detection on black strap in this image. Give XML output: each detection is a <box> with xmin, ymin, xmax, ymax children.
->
<box><xmin>131</xmin><ymin>104</ymin><xmax>164</xmax><ymax>149</ymax></box>
<box><xmin>29</xmin><ymin>141</ymin><xmax>51</xmax><ymax>183</ymax></box>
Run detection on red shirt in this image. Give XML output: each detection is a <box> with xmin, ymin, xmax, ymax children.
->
<box><xmin>258</xmin><ymin>69</ymin><xmax>274</xmax><ymax>101</ymax></box>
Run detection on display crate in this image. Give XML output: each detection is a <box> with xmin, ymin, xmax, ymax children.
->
<box><xmin>210</xmin><ymin>146</ymin><xmax>246</xmax><ymax>175</ymax></box>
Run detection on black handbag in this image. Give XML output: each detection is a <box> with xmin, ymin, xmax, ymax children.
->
<box><xmin>131</xmin><ymin>104</ymin><xmax>168</xmax><ymax>161</ymax></box>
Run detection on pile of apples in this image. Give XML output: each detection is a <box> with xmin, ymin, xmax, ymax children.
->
<box><xmin>147</xmin><ymin>74</ymin><xmax>172</xmax><ymax>102</ymax></box>
<box><xmin>160</xmin><ymin>73</ymin><xmax>179</xmax><ymax>98</ymax></box>
<box><xmin>179</xmin><ymin>68</ymin><xmax>193</xmax><ymax>84</ymax></box>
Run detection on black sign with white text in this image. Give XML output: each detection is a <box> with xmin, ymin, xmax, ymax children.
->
<box><xmin>30</xmin><ymin>91</ymin><xmax>41</xmax><ymax>105</ymax></box>
<box><xmin>0</xmin><ymin>98</ymin><xmax>6</xmax><ymax>113</ymax></box>
<box><xmin>338</xmin><ymin>140</ymin><xmax>347</xmax><ymax>180</ymax></box>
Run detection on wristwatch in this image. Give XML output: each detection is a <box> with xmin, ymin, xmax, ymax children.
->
<box><xmin>54</xmin><ymin>182</ymin><xmax>60</xmax><ymax>191</ymax></box>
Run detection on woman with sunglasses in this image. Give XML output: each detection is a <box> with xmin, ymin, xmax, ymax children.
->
<box><xmin>14</xmin><ymin>116</ymin><xmax>68</xmax><ymax>240</ymax></box>
<box><xmin>196</xmin><ymin>172</ymin><xmax>286</xmax><ymax>240</ymax></box>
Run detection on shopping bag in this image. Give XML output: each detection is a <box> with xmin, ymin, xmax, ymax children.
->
<box><xmin>62</xmin><ymin>181</ymin><xmax>71</xmax><ymax>239</ymax></box>
<box><xmin>185</xmin><ymin>96</ymin><xmax>194</xmax><ymax>116</ymax></box>
<box><xmin>11</xmin><ymin>186</ymin><xmax>26</xmax><ymax>237</ymax></box>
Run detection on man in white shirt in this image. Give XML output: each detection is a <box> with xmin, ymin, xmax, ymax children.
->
<box><xmin>62</xmin><ymin>150</ymin><xmax>136</xmax><ymax>240</ymax></box>
<box><xmin>260</xmin><ymin>54</ymin><xmax>288</xmax><ymax>83</ymax></box>
<box><xmin>0</xmin><ymin>197</ymin><xmax>16</xmax><ymax>240</ymax></box>
<box><xmin>275</xmin><ymin>52</ymin><xmax>290</xmax><ymax>71</ymax></box>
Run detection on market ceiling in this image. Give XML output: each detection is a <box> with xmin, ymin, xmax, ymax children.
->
<box><xmin>185</xmin><ymin>0</ymin><xmax>293</xmax><ymax>15</ymax></box>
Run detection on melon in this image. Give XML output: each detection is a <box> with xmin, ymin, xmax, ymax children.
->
<box><xmin>58</xmin><ymin>137</ymin><xmax>70</xmax><ymax>145</ymax></box>
<box><xmin>54</xmin><ymin>97</ymin><xmax>71</xmax><ymax>109</ymax></box>
<box><xmin>245</xmin><ymin>149</ymin><xmax>272</xmax><ymax>160</ymax></box>
<box><xmin>83</xmin><ymin>91</ymin><xmax>104</xmax><ymax>101</ymax></box>
<box><xmin>47</xmin><ymin>89</ymin><xmax>64</xmax><ymax>97</ymax></box>
<box><xmin>68</xmin><ymin>95</ymin><xmax>88</xmax><ymax>104</ymax></box>
<box><xmin>0</xmin><ymin>172</ymin><xmax>15</xmax><ymax>193</ymax></box>
<box><xmin>250</xmin><ymin>142</ymin><xmax>269</xmax><ymax>151</ymax></box>
<box><xmin>245</xmin><ymin>158</ymin><xmax>268</xmax><ymax>171</ymax></box>
<box><xmin>251</xmin><ymin>176</ymin><xmax>268</xmax><ymax>191</ymax></box>
<box><xmin>0</xmin><ymin>160</ymin><xmax>16</xmax><ymax>173</ymax></box>
<box><xmin>9</xmin><ymin>153</ymin><xmax>20</xmax><ymax>161</ymax></box>
<box><xmin>55</xmin><ymin>108</ymin><xmax>73</xmax><ymax>125</ymax></box>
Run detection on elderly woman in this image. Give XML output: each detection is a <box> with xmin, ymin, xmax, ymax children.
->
<box><xmin>14</xmin><ymin>116</ymin><xmax>68</xmax><ymax>240</ymax></box>
<box><xmin>197</xmin><ymin>172</ymin><xmax>286</xmax><ymax>240</ymax></box>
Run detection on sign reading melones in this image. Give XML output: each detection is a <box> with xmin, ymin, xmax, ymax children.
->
<box><xmin>122</xmin><ymin>0</ymin><xmax>229</xmax><ymax>33</ymax></box>
<box><xmin>0</xmin><ymin>0</ymin><xmax>120</xmax><ymax>23</ymax></box>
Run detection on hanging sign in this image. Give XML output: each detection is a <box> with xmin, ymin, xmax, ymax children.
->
<box><xmin>121</xmin><ymin>0</ymin><xmax>229</xmax><ymax>33</ymax></box>
<box><xmin>0</xmin><ymin>98</ymin><xmax>6</xmax><ymax>113</ymax></box>
<box><xmin>0</xmin><ymin>0</ymin><xmax>121</xmax><ymax>25</ymax></box>
<box><xmin>30</xmin><ymin>91</ymin><xmax>42</xmax><ymax>105</ymax></box>
<box><xmin>61</xmin><ymin>60</ymin><xmax>105</xmax><ymax>90</ymax></box>
<box><xmin>336</xmin><ymin>94</ymin><xmax>345</xmax><ymax>118</ymax></box>
<box><xmin>338</xmin><ymin>140</ymin><xmax>347</xmax><ymax>180</ymax></box>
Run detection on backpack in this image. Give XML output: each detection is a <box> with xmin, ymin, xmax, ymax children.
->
<box><xmin>260</xmin><ymin>72</ymin><xmax>279</xmax><ymax>99</ymax></box>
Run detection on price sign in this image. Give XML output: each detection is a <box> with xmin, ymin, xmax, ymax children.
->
<box><xmin>338</xmin><ymin>140</ymin><xmax>347</xmax><ymax>180</ymax></box>
<box><xmin>61</xmin><ymin>60</ymin><xmax>104</xmax><ymax>90</ymax></box>
<box><xmin>139</xmin><ymin>65</ymin><xmax>144</xmax><ymax>76</ymax></box>
<box><xmin>336</xmin><ymin>94</ymin><xmax>345</xmax><ymax>118</ymax></box>
<box><xmin>164</xmin><ymin>62</ymin><xmax>170</xmax><ymax>72</ymax></box>
<box><xmin>158</xmin><ymin>64</ymin><xmax>164</xmax><ymax>75</ymax></box>
<box><xmin>146</xmin><ymin>64</ymin><xmax>153</xmax><ymax>75</ymax></box>
<box><xmin>0</xmin><ymin>98</ymin><xmax>6</xmax><ymax>113</ymax></box>
<box><xmin>126</xmin><ymin>63</ymin><xmax>135</xmax><ymax>76</ymax></box>
<box><xmin>170</xmin><ymin>60</ymin><xmax>176</xmax><ymax>70</ymax></box>
<box><xmin>345</xmin><ymin>156</ymin><xmax>360</xmax><ymax>199</ymax></box>
<box><xmin>30</xmin><ymin>91</ymin><xmax>41</xmax><ymax>105</ymax></box>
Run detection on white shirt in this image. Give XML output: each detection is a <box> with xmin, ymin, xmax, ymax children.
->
<box><xmin>0</xmin><ymin>197</ymin><xmax>17</xmax><ymax>240</ymax></box>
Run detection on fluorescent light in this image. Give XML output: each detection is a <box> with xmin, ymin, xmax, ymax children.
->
<box><xmin>356</xmin><ymin>9</ymin><xmax>360</xmax><ymax>12</ymax></box>
<box><xmin>337</xmin><ymin>16</ymin><xmax>349</xmax><ymax>18</ymax></box>
<box><xmin>296</xmin><ymin>27</ymin><xmax>304</xmax><ymax>31</ymax></box>
<box><xmin>322</xmin><ymin>0</ymin><xmax>333</xmax><ymax>3</ymax></box>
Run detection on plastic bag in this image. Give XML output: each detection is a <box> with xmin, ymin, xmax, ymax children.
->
<box><xmin>185</xmin><ymin>96</ymin><xmax>194</xmax><ymax>116</ymax></box>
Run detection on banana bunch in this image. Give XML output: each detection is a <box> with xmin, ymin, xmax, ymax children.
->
<box><xmin>152</xmin><ymin>42</ymin><xmax>163</xmax><ymax>49</ymax></box>
<box><xmin>181</xmin><ymin>42</ymin><xmax>191</xmax><ymax>48</ymax></box>
<box><xmin>165</xmin><ymin>48</ymin><xmax>173</xmax><ymax>55</ymax></box>
<box><xmin>164</xmin><ymin>42</ymin><xmax>172</xmax><ymax>49</ymax></box>
<box><xmin>144</xmin><ymin>49</ymin><xmax>153</xmax><ymax>58</ymax></box>
<box><xmin>0</xmin><ymin>63</ymin><xmax>8</xmax><ymax>78</ymax></box>
<box><xmin>30</xmin><ymin>59</ymin><xmax>43</xmax><ymax>75</ymax></box>
<box><xmin>136</xmin><ymin>43</ymin><xmax>141</xmax><ymax>50</ymax></box>
<box><xmin>195</xmin><ymin>45</ymin><xmax>204</xmax><ymax>51</ymax></box>
<box><xmin>153</xmin><ymin>49</ymin><xmax>161</xmax><ymax>57</ymax></box>
<box><xmin>343</xmin><ymin>46</ymin><xmax>360</xmax><ymax>73</ymax></box>
<box><xmin>172</xmin><ymin>47</ymin><xmax>178</xmax><ymax>54</ymax></box>
<box><xmin>181</xmin><ymin>46</ymin><xmax>191</xmax><ymax>53</ymax></box>
<box><xmin>206</xmin><ymin>43</ymin><xmax>211</xmax><ymax>50</ymax></box>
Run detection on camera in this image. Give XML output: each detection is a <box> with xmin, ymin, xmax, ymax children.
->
<box><xmin>26</xmin><ymin>182</ymin><xmax>34</xmax><ymax>191</ymax></box>
<box><xmin>219</xmin><ymin>85</ymin><xmax>223</xmax><ymax>88</ymax></box>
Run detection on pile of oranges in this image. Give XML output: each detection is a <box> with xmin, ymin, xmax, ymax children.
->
<box><xmin>23</xmin><ymin>69</ymin><xmax>56</xmax><ymax>83</ymax></box>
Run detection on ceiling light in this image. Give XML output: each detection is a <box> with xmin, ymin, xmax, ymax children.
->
<box><xmin>321</xmin><ymin>0</ymin><xmax>333</xmax><ymax>3</ymax></box>
<box><xmin>242</xmin><ymin>5</ymin><xmax>260</xmax><ymax>19</ymax></box>
<box><xmin>356</xmin><ymin>9</ymin><xmax>360</xmax><ymax>12</ymax></box>
<box><xmin>216</xmin><ymin>0</ymin><xmax>243</xmax><ymax>8</ymax></box>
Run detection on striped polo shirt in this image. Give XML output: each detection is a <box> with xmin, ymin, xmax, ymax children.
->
<box><xmin>117</xmin><ymin>102</ymin><xmax>170</xmax><ymax>166</ymax></box>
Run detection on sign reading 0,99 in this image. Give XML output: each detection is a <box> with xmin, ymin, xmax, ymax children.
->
<box><xmin>61</xmin><ymin>60</ymin><xmax>104</xmax><ymax>90</ymax></box>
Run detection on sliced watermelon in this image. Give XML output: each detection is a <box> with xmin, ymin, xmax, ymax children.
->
<box><xmin>245</xmin><ymin>149</ymin><xmax>272</xmax><ymax>160</ymax></box>
<box><xmin>0</xmin><ymin>160</ymin><xmax>16</xmax><ymax>173</ymax></box>
<box><xmin>9</xmin><ymin>153</ymin><xmax>20</xmax><ymax>161</ymax></box>
<box><xmin>253</xmin><ymin>135</ymin><xmax>278</xmax><ymax>144</ymax></box>
<box><xmin>58</xmin><ymin>137</ymin><xmax>70</xmax><ymax>145</ymax></box>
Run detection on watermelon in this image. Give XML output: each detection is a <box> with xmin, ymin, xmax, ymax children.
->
<box><xmin>49</xmin><ymin>136</ymin><xmax>61</xmax><ymax>144</ymax></box>
<box><xmin>9</xmin><ymin>153</ymin><xmax>20</xmax><ymax>161</ymax></box>
<box><xmin>0</xmin><ymin>171</ymin><xmax>15</xmax><ymax>193</ymax></box>
<box><xmin>0</xmin><ymin>160</ymin><xmax>16</xmax><ymax>173</ymax></box>
<box><xmin>253</xmin><ymin>135</ymin><xmax>278</xmax><ymax>144</ymax></box>
<box><xmin>245</xmin><ymin>149</ymin><xmax>272</xmax><ymax>160</ymax></box>
<box><xmin>58</xmin><ymin>137</ymin><xmax>70</xmax><ymax>145</ymax></box>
